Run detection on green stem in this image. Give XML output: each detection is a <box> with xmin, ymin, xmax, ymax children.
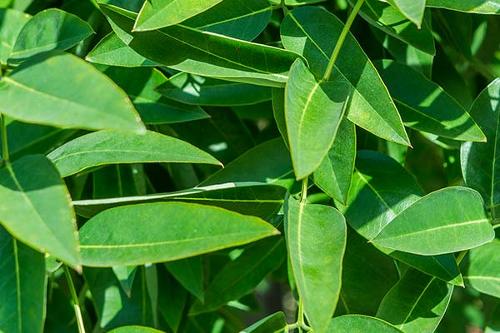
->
<box><xmin>297</xmin><ymin>298</ymin><xmax>305</xmax><ymax>332</ymax></box>
<box><xmin>300</xmin><ymin>177</ymin><xmax>309</xmax><ymax>204</ymax></box>
<box><xmin>0</xmin><ymin>114</ymin><xmax>9</xmax><ymax>165</ymax></box>
<box><xmin>322</xmin><ymin>0</ymin><xmax>366</xmax><ymax>81</ymax></box>
<box><xmin>64</xmin><ymin>266</ymin><xmax>86</xmax><ymax>333</ymax></box>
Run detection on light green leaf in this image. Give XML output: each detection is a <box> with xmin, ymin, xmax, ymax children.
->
<box><xmin>134</xmin><ymin>0</ymin><xmax>222</xmax><ymax>31</ymax></box>
<box><xmin>461</xmin><ymin>79</ymin><xmax>500</xmax><ymax>221</ymax></box>
<box><xmin>10</xmin><ymin>8</ymin><xmax>94</xmax><ymax>60</ymax></box>
<box><xmin>314</xmin><ymin>118</ymin><xmax>356</xmax><ymax>203</ymax></box>
<box><xmin>464</xmin><ymin>238</ymin><xmax>500</xmax><ymax>298</ymax></box>
<box><xmin>377</xmin><ymin>269</ymin><xmax>453</xmax><ymax>333</ymax></box>
<box><xmin>328</xmin><ymin>315</ymin><xmax>403</xmax><ymax>333</ymax></box>
<box><xmin>242</xmin><ymin>312</ymin><xmax>287</xmax><ymax>333</ymax></box>
<box><xmin>158</xmin><ymin>72</ymin><xmax>271</xmax><ymax>106</ymax></box>
<box><xmin>111</xmin><ymin>265</ymin><xmax>138</xmax><ymax>297</ymax></box>
<box><xmin>285</xmin><ymin>59</ymin><xmax>350</xmax><ymax>179</ymax></box>
<box><xmin>80</xmin><ymin>202</ymin><xmax>279</xmax><ymax>266</ymax></box>
<box><xmin>286</xmin><ymin>197</ymin><xmax>346</xmax><ymax>333</ymax></box>
<box><xmin>426</xmin><ymin>0</ymin><xmax>500</xmax><ymax>14</ymax></box>
<box><xmin>0</xmin><ymin>52</ymin><xmax>145</xmax><ymax>132</ymax></box>
<box><xmin>108</xmin><ymin>326</ymin><xmax>164</xmax><ymax>333</ymax></box>
<box><xmin>165</xmin><ymin>257</ymin><xmax>204</xmax><ymax>301</ymax></box>
<box><xmin>86</xmin><ymin>32</ymin><xmax>157</xmax><ymax>67</ymax></box>
<box><xmin>0</xmin><ymin>226</ymin><xmax>46</xmax><ymax>333</ymax></box>
<box><xmin>0</xmin><ymin>9</ymin><xmax>30</xmax><ymax>64</ymax></box>
<box><xmin>191</xmin><ymin>238</ymin><xmax>285</xmax><ymax>314</ymax></box>
<box><xmin>387</xmin><ymin>0</ymin><xmax>426</xmax><ymax>27</ymax></box>
<box><xmin>103</xmin><ymin>67</ymin><xmax>210</xmax><ymax>124</ymax></box>
<box><xmin>373</xmin><ymin>187</ymin><xmax>495</xmax><ymax>255</ymax></box>
<box><xmin>48</xmin><ymin>130</ymin><xmax>221</xmax><ymax>177</ymax></box>
<box><xmin>375</xmin><ymin>60</ymin><xmax>485</xmax><ymax>142</ymax></box>
<box><xmin>280</xmin><ymin>7</ymin><xmax>410</xmax><ymax>146</ymax></box>
<box><xmin>0</xmin><ymin>155</ymin><xmax>80</xmax><ymax>267</ymax></box>
<box><xmin>100</xmin><ymin>7</ymin><xmax>301</xmax><ymax>87</ymax></box>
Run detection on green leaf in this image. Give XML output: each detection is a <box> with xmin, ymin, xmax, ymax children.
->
<box><xmin>86</xmin><ymin>32</ymin><xmax>157</xmax><ymax>67</ymax></box>
<box><xmin>100</xmin><ymin>7</ymin><xmax>301</xmax><ymax>87</ymax></box>
<box><xmin>80</xmin><ymin>202</ymin><xmax>279</xmax><ymax>266</ymax></box>
<box><xmin>242</xmin><ymin>312</ymin><xmax>287</xmax><ymax>333</ymax></box>
<box><xmin>48</xmin><ymin>130</ymin><xmax>221</xmax><ymax>177</ymax></box>
<box><xmin>0</xmin><ymin>155</ymin><xmax>80</xmax><ymax>267</ymax></box>
<box><xmin>108</xmin><ymin>327</ymin><xmax>164</xmax><ymax>333</ymax></box>
<box><xmin>182</xmin><ymin>0</ymin><xmax>272</xmax><ymax>40</ymax></box>
<box><xmin>112</xmin><ymin>265</ymin><xmax>138</xmax><ymax>297</ymax></box>
<box><xmin>191</xmin><ymin>238</ymin><xmax>285</xmax><ymax>314</ymax></box>
<box><xmin>377</xmin><ymin>269</ymin><xmax>453</xmax><ymax>333</ymax></box>
<box><xmin>354</xmin><ymin>0</ymin><xmax>435</xmax><ymax>55</ymax></box>
<box><xmin>0</xmin><ymin>226</ymin><xmax>46</xmax><ymax>333</ymax></box>
<box><xmin>464</xmin><ymin>238</ymin><xmax>500</xmax><ymax>298</ymax></box>
<box><xmin>373</xmin><ymin>187</ymin><xmax>495</xmax><ymax>255</ymax></box>
<box><xmin>375</xmin><ymin>60</ymin><xmax>485</xmax><ymax>142</ymax></box>
<box><xmin>280</xmin><ymin>7</ymin><xmax>410</xmax><ymax>146</ymax></box>
<box><xmin>387</xmin><ymin>0</ymin><xmax>426</xmax><ymax>27</ymax></box>
<box><xmin>461</xmin><ymin>79</ymin><xmax>500</xmax><ymax>221</ymax></box>
<box><xmin>165</xmin><ymin>257</ymin><xmax>204</xmax><ymax>301</ymax></box>
<box><xmin>0</xmin><ymin>9</ymin><xmax>30</xmax><ymax>64</ymax></box>
<box><xmin>0</xmin><ymin>52</ymin><xmax>145</xmax><ymax>132</ymax></box>
<box><xmin>286</xmin><ymin>197</ymin><xmax>346</xmax><ymax>333</ymax></box>
<box><xmin>134</xmin><ymin>0</ymin><xmax>223</xmax><ymax>31</ymax></box>
<box><xmin>158</xmin><ymin>72</ymin><xmax>271</xmax><ymax>106</ymax></box>
<box><xmin>285</xmin><ymin>59</ymin><xmax>350</xmax><ymax>179</ymax></box>
<box><xmin>158</xmin><ymin>267</ymin><xmax>187</xmax><ymax>332</ymax></box>
<box><xmin>314</xmin><ymin>118</ymin><xmax>356</xmax><ymax>203</ymax></box>
<box><xmin>426</xmin><ymin>0</ymin><xmax>500</xmax><ymax>14</ymax></box>
<box><xmin>10</xmin><ymin>8</ymin><xmax>94</xmax><ymax>60</ymax></box>
<box><xmin>328</xmin><ymin>315</ymin><xmax>403</xmax><ymax>333</ymax></box>
<box><xmin>103</xmin><ymin>67</ymin><xmax>210</xmax><ymax>124</ymax></box>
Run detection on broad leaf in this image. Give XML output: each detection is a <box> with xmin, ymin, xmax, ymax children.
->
<box><xmin>48</xmin><ymin>130</ymin><xmax>221</xmax><ymax>177</ymax></box>
<box><xmin>0</xmin><ymin>155</ymin><xmax>80</xmax><ymax>267</ymax></box>
<box><xmin>242</xmin><ymin>312</ymin><xmax>287</xmax><ymax>333</ymax></box>
<box><xmin>101</xmin><ymin>7</ymin><xmax>301</xmax><ymax>87</ymax></box>
<box><xmin>0</xmin><ymin>52</ymin><xmax>145</xmax><ymax>132</ymax></box>
<box><xmin>80</xmin><ymin>202</ymin><xmax>279</xmax><ymax>266</ymax></box>
<box><xmin>0</xmin><ymin>9</ymin><xmax>30</xmax><ymax>63</ymax></box>
<box><xmin>375</xmin><ymin>60</ymin><xmax>485</xmax><ymax>142</ymax></box>
<box><xmin>280</xmin><ymin>7</ymin><xmax>410</xmax><ymax>146</ymax></box>
<box><xmin>426</xmin><ymin>0</ymin><xmax>500</xmax><ymax>14</ymax></box>
<box><xmin>328</xmin><ymin>315</ymin><xmax>403</xmax><ymax>333</ymax></box>
<box><xmin>387</xmin><ymin>0</ymin><xmax>426</xmax><ymax>27</ymax></box>
<box><xmin>373</xmin><ymin>187</ymin><xmax>495</xmax><ymax>255</ymax></box>
<box><xmin>464</xmin><ymin>238</ymin><xmax>500</xmax><ymax>298</ymax></box>
<box><xmin>10</xmin><ymin>8</ymin><xmax>94</xmax><ymax>60</ymax></box>
<box><xmin>134</xmin><ymin>0</ymin><xmax>222</xmax><ymax>31</ymax></box>
<box><xmin>158</xmin><ymin>72</ymin><xmax>272</xmax><ymax>106</ymax></box>
<box><xmin>314</xmin><ymin>118</ymin><xmax>356</xmax><ymax>203</ymax></box>
<box><xmin>461</xmin><ymin>79</ymin><xmax>500</xmax><ymax>221</ymax></box>
<box><xmin>377</xmin><ymin>269</ymin><xmax>453</xmax><ymax>333</ymax></box>
<box><xmin>103</xmin><ymin>67</ymin><xmax>210</xmax><ymax>124</ymax></box>
<box><xmin>109</xmin><ymin>327</ymin><xmax>164</xmax><ymax>333</ymax></box>
<box><xmin>191</xmin><ymin>238</ymin><xmax>285</xmax><ymax>314</ymax></box>
<box><xmin>0</xmin><ymin>226</ymin><xmax>46</xmax><ymax>333</ymax></box>
<box><xmin>285</xmin><ymin>59</ymin><xmax>350</xmax><ymax>179</ymax></box>
<box><xmin>286</xmin><ymin>197</ymin><xmax>346</xmax><ymax>333</ymax></box>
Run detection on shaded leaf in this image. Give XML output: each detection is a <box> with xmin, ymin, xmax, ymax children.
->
<box><xmin>242</xmin><ymin>312</ymin><xmax>287</xmax><ymax>333</ymax></box>
<box><xmin>464</xmin><ymin>238</ymin><xmax>500</xmax><ymax>298</ymax></box>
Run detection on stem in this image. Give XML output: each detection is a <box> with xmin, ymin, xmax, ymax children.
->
<box><xmin>297</xmin><ymin>298</ymin><xmax>305</xmax><ymax>332</ymax></box>
<box><xmin>300</xmin><ymin>177</ymin><xmax>309</xmax><ymax>204</ymax></box>
<box><xmin>0</xmin><ymin>114</ymin><xmax>9</xmax><ymax>165</ymax></box>
<box><xmin>64</xmin><ymin>266</ymin><xmax>86</xmax><ymax>333</ymax></box>
<box><xmin>322</xmin><ymin>0</ymin><xmax>366</xmax><ymax>81</ymax></box>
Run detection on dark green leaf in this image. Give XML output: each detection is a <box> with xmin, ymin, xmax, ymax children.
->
<box><xmin>242</xmin><ymin>312</ymin><xmax>287</xmax><ymax>333</ymax></box>
<box><xmin>328</xmin><ymin>315</ymin><xmax>403</xmax><ymax>333</ymax></box>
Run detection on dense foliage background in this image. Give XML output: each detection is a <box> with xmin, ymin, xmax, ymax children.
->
<box><xmin>0</xmin><ymin>0</ymin><xmax>499</xmax><ymax>332</ymax></box>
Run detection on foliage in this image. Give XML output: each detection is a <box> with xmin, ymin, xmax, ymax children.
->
<box><xmin>0</xmin><ymin>0</ymin><xmax>499</xmax><ymax>332</ymax></box>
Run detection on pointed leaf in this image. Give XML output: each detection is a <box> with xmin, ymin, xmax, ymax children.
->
<box><xmin>242</xmin><ymin>312</ymin><xmax>287</xmax><ymax>333</ymax></box>
<box><xmin>373</xmin><ymin>187</ymin><xmax>495</xmax><ymax>255</ymax></box>
<box><xmin>0</xmin><ymin>9</ymin><xmax>30</xmax><ymax>64</ymax></box>
<box><xmin>377</xmin><ymin>269</ymin><xmax>453</xmax><ymax>333</ymax></box>
<box><xmin>10</xmin><ymin>8</ymin><xmax>94</xmax><ymax>60</ymax></box>
<box><xmin>0</xmin><ymin>226</ymin><xmax>46</xmax><ymax>333</ymax></box>
<box><xmin>387</xmin><ymin>0</ymin><xmax>426</xmax><ymax>27</ymax></box>
<box><xmin>285</xmin><ymin>59</ymin><xmax>350</xmax><ymax>179</ymax></box>
<box><xmin>281</xmin><ymin>7</ymin><xmax>410</xmax><ymax>145</ymax></box>
<box><xmin>0</xmin><ymin>52</ymin><xmax>145</xmax><ymax>132</ymax></box>
<box><xmin>286</xmin><ymin>197</ymin><xmax>346</xmax><ymax>333</ymax></box>
<box><xmin>48</xmin><ymin>130</ymin><xmax>221</xmax><ymax>177</ymax></box>
<box><xmin>165</xmin><ymin>257</ymin><xmax>204</xmax><ymax>301</ymax></box>
<box><xmin>0</xmin><ymin>155</ymin><xmax>80</xmax><ymax>267</ymax></box>
<box><xmin>80</xmin><ymin>202</ymin><xmax>279</xmax><ymax>266</ymax></box>
<box><xmin>134</xmin><ymin>0</ymin><xmax>223</xmax><ymax>31</ymax></box>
